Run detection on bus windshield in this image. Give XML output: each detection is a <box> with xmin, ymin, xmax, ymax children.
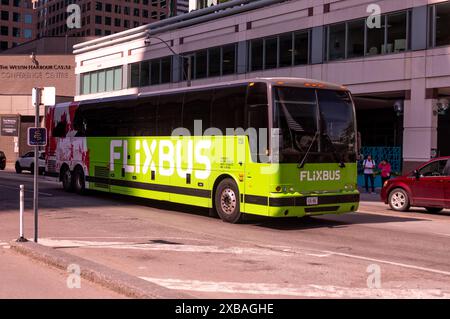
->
<box><xmin>273</xmin><ymin>86</ymin><xmax>356</xmax><ymax>164</ymax></box>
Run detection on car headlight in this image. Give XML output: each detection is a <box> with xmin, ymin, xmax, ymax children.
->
<box><xmin>383</xmin><ymin>180</ymin><xmax>389</xmax><ymax>188</ymax></box>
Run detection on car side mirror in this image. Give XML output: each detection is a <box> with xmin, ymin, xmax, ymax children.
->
<box><xmin>414</xmin><ymin>170</ymin><xmax>420</xmax><ymax>180</ymax></box>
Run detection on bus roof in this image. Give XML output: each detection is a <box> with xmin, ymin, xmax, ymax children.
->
<box><xmin>138</xmin><ymin>77</ymin><xmax>348</xmax><ymax>99</ymax></box>
<box><xmin>52</xmin><ymin>78</ymin><xmax>348</xmax><ymax>109</ymax></box>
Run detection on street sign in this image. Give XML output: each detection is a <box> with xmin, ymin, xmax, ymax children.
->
<box><xmin>27</xmin><ymin>127</ymin><xmax>47</xmax><ymax>147</ymax></box>
<box><xmin>32</xmin><ymin>87</ymin><xmax>56</xmax><ymax>107</ymax></box>
<box><xmin>0</xmin><ymin>116</ymin><xmax>19</xmax><ymax>136</ymax></box>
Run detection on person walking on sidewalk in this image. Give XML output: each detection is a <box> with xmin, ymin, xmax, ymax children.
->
<box><xmin>378</xmin><ymin>159</ymin><xmax>392</xmax><ymax>187</ymax></box>
<box><xmin>363</xmin><ymin>155</ymin><xmax>376</xmax><ymax>194</ymax></box>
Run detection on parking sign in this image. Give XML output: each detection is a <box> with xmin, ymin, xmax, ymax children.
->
<box><xmin>27</xmin><ymin>127</ymin><xmax>47</xmax><ymax>147</ymax></box>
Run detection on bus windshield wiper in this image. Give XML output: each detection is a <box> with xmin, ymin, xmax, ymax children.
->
<box><xmin>322</xmin><ymin>132</ymin><xmax>346</xmax><ymax>168</ymax></box>
<box><xmin>297</xmin><ymin>130</ymin><xmax>319</xmax><ymax>169</ymax></box>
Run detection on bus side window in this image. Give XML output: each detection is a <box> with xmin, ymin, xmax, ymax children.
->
<box><xmin>211</xmin><ymin>85</ymin><xmax>246</xmax><ymax>133</ymax></box>
<box><xmin>246</xmin><ymin>82</ymin><xmax>269</xmax><ymax>163</ymax></box>
<box><xmin>157</xmin><ymin>93</ymin><xmax>183</xmax><ymax>136</ymax></box>
<box><xmin>183</xmin><ymin>89</ymin><xmax>213</xmax><ymax>134</ymax></box>
<box><xmin>135</xmin><ymin>96</ymin><xmax>158</xmax><ymax>137</ymax></box>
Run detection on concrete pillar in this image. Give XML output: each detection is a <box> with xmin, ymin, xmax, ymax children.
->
<box><xmin>402</xmin><ymin>78</ymin><xmax>438</xmax><ymax>173</ymax></box>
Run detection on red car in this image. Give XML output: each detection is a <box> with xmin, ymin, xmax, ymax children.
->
<box><xmin>381</xmin><ymin>157</ymin><xmax>450</xmax><ymax>213</ymax></box>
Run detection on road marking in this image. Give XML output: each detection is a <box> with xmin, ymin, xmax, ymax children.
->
<box><xmin>139</xmin><ymin>277</ymin><xmax>450</xmax><ymax>298</ymax></box>
<box><xmin>0</xmin><ymin>184</ymin><xmax>53</xmax><ymax>196</ymax></box>
<box><xmin>259</xmin><ymin>244</ymin><xmax>450</xmax><ymax>277</ymax></box>
<box><xmin>38</xmin><ymin>239</ymin><xmax>291</xmax><ymax>257</ymax></box>
<box><xmin>434</xmin><ymin>233</ymin><xmax>450</xmax><ymax>237</ymax></box>
<box><xmin>321</xmin><ymin>250</ymin><xmax>450</xmax><ymax>277</ymax></box>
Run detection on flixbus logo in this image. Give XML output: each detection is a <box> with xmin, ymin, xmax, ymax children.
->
<box><xmin>110</xmin><ymin>139</ymin><xmax>212</xmax><ymax>179</ymax></box>
<box><xmin>300</xmin><ymin>170</ymin><xmax>341</xmax><ymax>182</ymax></box>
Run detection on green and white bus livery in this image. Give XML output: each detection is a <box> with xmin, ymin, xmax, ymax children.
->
<box><xmin>45</xmin><ymin>78</ymin><xmax>359</xmax><ymax>223</ymax></box>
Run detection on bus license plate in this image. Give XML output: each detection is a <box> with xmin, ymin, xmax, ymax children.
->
<box><xmin>306</xmin><ymin>197</ymin><xmax>318</xmax><ymax>206</ymax></box>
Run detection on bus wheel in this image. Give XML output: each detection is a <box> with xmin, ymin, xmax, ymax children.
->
<box><xmin>215</xmin><ymin>178</ymin><xmax>242</xmax><ymax>223</ymax></box>
<box><xmin>61</xmin><ymin>167</ymin><xmax>74</xmax><ymax>192</ymax></box>
<box><xmin>73</xmin><ymin>167</ymin><xmax>86</xmax><ymax>195</ymax></box>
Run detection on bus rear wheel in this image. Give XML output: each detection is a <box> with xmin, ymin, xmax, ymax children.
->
<box><xmin>215</xmin><ymin>178</ymin><xmax>242</xmax><ymax>224</ymax></box>
<box><xmin>61</xmin><ymin>167</ymin><xmax>73</xmax><ymax>192</ymax></box>
<box><xmin>73</xmin><ymin>167</ymin><xmax>86</xmax><ymax>195</ymax></box>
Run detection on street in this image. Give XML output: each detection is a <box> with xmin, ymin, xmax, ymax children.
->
<box><xmin>1</xmin><ymin>169</ymin><xmax>450</xmax><ymax>298</ymax></box>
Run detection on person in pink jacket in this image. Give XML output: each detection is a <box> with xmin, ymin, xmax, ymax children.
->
<box><xmin>378</xmin><ymin>159</ymin><xmax>392</xmax><ymax>187</ymax></box>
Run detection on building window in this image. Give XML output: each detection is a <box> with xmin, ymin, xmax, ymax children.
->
<box><xmin>327</xmin><ymin>23</ymin><xmax>346</xmax><ymax>60</ymax></box>
<box><xmin>386</xmin><ymin>12</ymin><xmax>407</xmax><ymax>53</ymax></box>
<box><xmin>294</xmin><ymin>31</ymin><xmax>309</xmax><ymax>65</ymax></box>
<box><xmin>366</xmin><ymin>16</ymin><xmax>386</xmax><ymax>55</ymax></box>
<box><xmin>129</xmin><ymin>56</ymin><xmax>172</xmax><ymax>88</ymax></box>
<box><xmin>279</xmin><ymin>33</ymin><xmax>293</xmax><ymax>67</ymax></box>
<box><xmin>80</xmin><ymin>66</ymin><xmax>123</xmax><ymax>95</ymax></box>
<box><xmin>347</xmin><ymin>19</ymin><xmax>365</xmax><ymax>58</ymax></box>
<box><xmin>1</xmin><ymin>11</ymin><xmax>9</xmax><ymax>20</ymax></box>
<box><xmin>23</xmin><ymin>29</ymin><xmax>32</xmax><ymax>39</ymax></box>
<box><xmin>435</xmin><ymin>2</ymin><xmax>450</xmax><ymax>47</ymax></box>
<box><xmin>195</xmin><ymin>50</ymin><xmax>207</xmax><ymax>79</ymax></box>
<box><xmin>250</xmin><ymin>39</ymin><xmax>263</xmax><ymax>71</ymax></box>
<box><xmin>264</xmin><ymin>37</ymin><xmax>278</xmax><ymax>69</ymax></box>
<box><xmin>208</xmin><ymin>47</ymin><xmax>220</xmax><ymax>77</ymax></box>
<box><xmin>222</xmin><ymin>44</ymin><xmax>236</xmax><ymax>75</ymax></box>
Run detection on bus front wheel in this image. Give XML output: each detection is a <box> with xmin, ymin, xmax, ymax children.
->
<box><xmin>215</xmin><ymin>178</ymin><xmax>242</xmax><ymax>224</ymax></box>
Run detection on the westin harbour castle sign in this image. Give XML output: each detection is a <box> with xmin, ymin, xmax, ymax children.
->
<box><xmin>0</xmin><ymin>64</ymin><xmax>72</xmax><ymax>80</ymax></box>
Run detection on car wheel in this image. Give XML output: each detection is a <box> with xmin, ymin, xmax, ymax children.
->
<box><xmin>214</xmin><ymin>178</ymin><xmax>242</xmax><ymax>223</ymax></box>
<box><xmin>388</xmin><ymin>188</ymin><xmax>411</xmax><ymax>212</ymax></box>
<box><xmin>15</xmin><ymin>162</ymin><xmax>22</xmax><ymax>174</ymax></box>
<box><xmin>73</xmin><ymin>167</ymin><xmax>86</xmax><ymax>195</ymax></box>
<box><xmin>30</xmin><ymin>163</ymin><xmax>35</xmax><ymax>175</ymax></box>
<box><xmin>61</xmin><ymin>167</ymin><xmax>74</xmax><ymax>192</ymax></box>
<box><xmin>425</xmin><ymin>207</ymin><xmax>444</xmax><ymax>214</ymax></box>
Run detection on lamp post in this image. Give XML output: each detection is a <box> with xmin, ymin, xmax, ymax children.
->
<box><xmin>144</xmin><ymin>34</ymin><xmax>192</xmax><ymax>87</ymax></box>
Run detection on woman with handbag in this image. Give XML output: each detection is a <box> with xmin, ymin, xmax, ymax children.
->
<box><xmin>378</xmin><ymin>159</ymin><xmax>392</xmax><ymax>187</ymax></box>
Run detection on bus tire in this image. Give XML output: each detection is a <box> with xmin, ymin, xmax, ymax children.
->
<box><xmin>215</xmin><ymin>178</ymin><xmax>242</xmax><ymax>224</ymax></box>
<box><xmin>61</xmin><ymin>167</ymin><xmax>74</xmax><ymax>192</ymax></box>
<box><xmin>73</xmin><ymin>166</ymin><xmax>86</xmax><ymax>195</ymax></box>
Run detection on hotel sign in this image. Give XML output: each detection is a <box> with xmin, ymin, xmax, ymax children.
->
<box><xmin>0</xmin><ymin>64</ymin><xmax>72</xmax><ymax>80</ymax></box>
<box><xmin>1</xmin><ymin>116</ymin><xmax>19</xmax><ymax>136</ymax></box>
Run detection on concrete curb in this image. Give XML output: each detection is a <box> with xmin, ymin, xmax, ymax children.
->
<box><xmin>10</xmin><ymin>240</ymin><xmax>194</xmax><ymax>299</ymax></box>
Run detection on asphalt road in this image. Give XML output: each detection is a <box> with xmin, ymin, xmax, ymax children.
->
<box><xmin>1</xmin><ymin>170</ymin><xmax>450</xmax><ymax>298</ymax></box>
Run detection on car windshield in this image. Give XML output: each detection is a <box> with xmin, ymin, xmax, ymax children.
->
<box><xmin>273</xmin><ymin>86</ymin><xmax>356</xmax><ymax>164</ymax></box>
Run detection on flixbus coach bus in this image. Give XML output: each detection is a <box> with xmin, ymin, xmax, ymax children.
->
<box><xmin>45</xmin><ymin>78</ymin><xmax>359</xmax><ymax>223</ymax></box>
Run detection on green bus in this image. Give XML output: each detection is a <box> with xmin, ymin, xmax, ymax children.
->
<box><xmin>46</xmin><ymin>78</ymin><xmax>359</xmax><ymax>223</ymax></box>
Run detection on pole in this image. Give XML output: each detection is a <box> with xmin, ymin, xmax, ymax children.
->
<box><xmin>187</xmin><ymin>56</ymin><xmax>192</xmax><ymax>87</ymax></box>
<box><xmin>34</xmin><ymin>88</ymin><xmax>41</xmax><ymax>243</ymax></box>
<box><xmin>16</xmin><ymin>185</ymin><xmax>27</xmax><ymax>242</ymax></box>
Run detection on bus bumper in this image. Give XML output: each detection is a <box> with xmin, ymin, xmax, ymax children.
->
<box><xmin>265</xmin><ymin>192</ymin><xmax>360</xmax><ymax>218</ymax></box>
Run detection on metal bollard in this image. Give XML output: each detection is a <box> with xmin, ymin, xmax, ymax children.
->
<box><xmin>16</xmin><ymin>185</ymin><xmax>28</xmax><ymax>242</ymax></box>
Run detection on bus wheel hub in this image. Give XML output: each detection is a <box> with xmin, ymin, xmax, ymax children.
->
<box><xmin>221</xmin><ymin>188</ymin><xmax>236</xmax><ymax>214</ymax></box>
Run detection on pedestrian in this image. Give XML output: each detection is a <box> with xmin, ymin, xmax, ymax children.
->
<box><xmin>378</xmin><ymin>159</ymin><xmax>392</xmax><ymax>187</ymax></box>
<box><xmin>363</xmin><ymin>155</ymin><xmax>376</xmax><ymax>194</ymax></box>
